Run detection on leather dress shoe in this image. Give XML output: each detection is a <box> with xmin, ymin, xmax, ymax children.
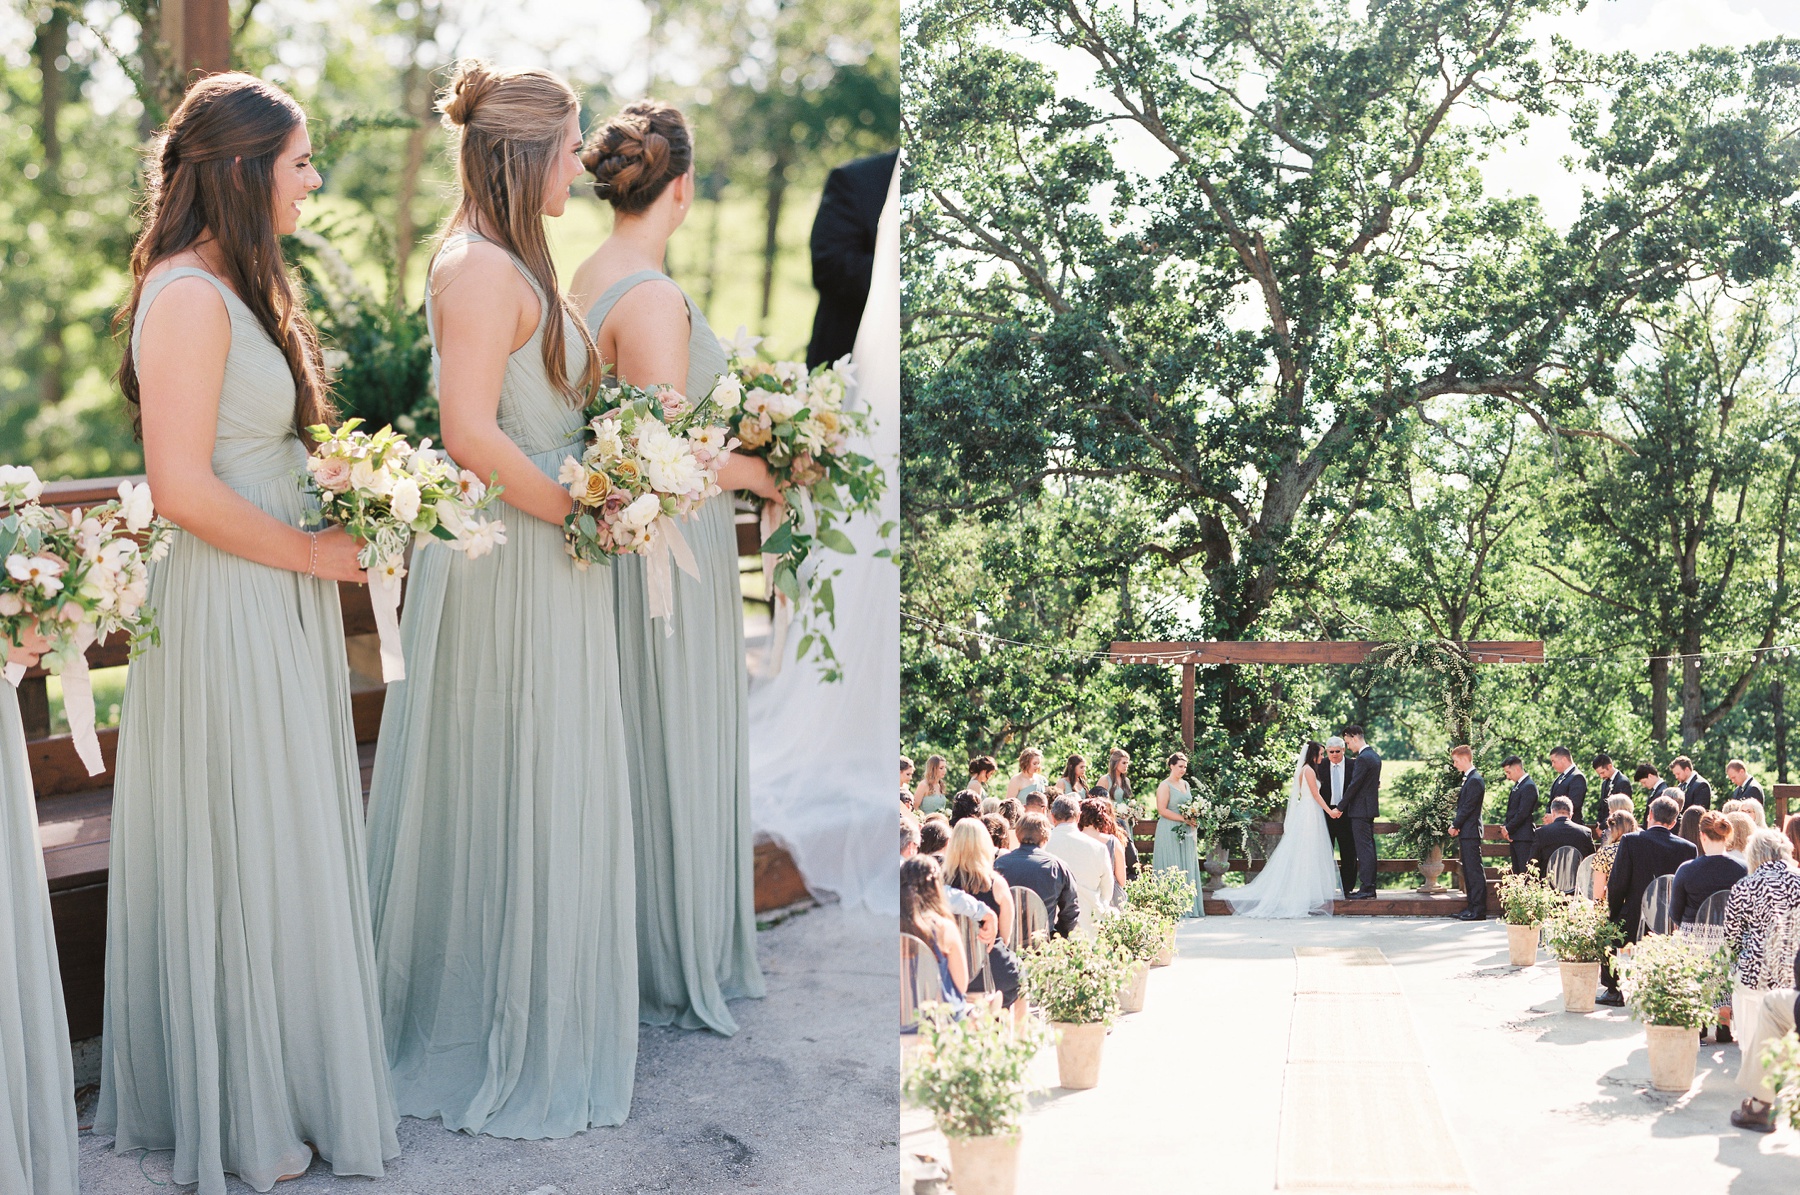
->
<box><xmin>1456</xmin><ymin>910</ymin><xmax>1484</xmax><ymax>921</ymax></box>
<box><xmin>1595</xmin><ymin>988</ymin><xmax>1625</xmax><ymax>1007</ymax></box>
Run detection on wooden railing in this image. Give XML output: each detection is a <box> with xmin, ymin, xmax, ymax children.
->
<box><xmin>29</xmin><ymin>475</ymin><xmax>792</xmax><ymax>1040</ymax></box>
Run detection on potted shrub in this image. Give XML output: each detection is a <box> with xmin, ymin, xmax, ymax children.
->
<box><xmin>1543</xmin><ymin>895</ymin><xmax>1625</xmax><ymax>1013</ymax></box>
<box><xmin>903</xmin><ymin>1004</ymin><xmax>1048</xmax><ymax>1195</ymax></box>
<box><xmin>1098</xmin><ymin>906</ymin><xmax>1166</xmax><ymax>1014</ymax></box>
<box><xmin>1388</xmin><ymin>767</ymin><xmax>1460</xmax><ymax>894</ymax></box>
<box><xmin>1616</xmin><ymin>932</ymin><xmax>1733</xmax><ymax>1091</ymax></box>
<box><xmin>1762</xmin><ymin>1033</ymin><xmax>1800</xmax><ymax>1130</ymax></box>
<box><xmin>1495</xmin><ymin>867</ymin><xmax>1560</xmax><ymax>966</ymax></box>
<box><xmin>1023</xmin><ymin>934</ymin><xmax>1133</xmax><ymax>1089</ymax></box>
<box><xmin>1125</xmin><ymin>867</ymin><xmax>1198</xmax><ymax>965</ymax></box>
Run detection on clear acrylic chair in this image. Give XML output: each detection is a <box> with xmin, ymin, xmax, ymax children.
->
<box><xmin>900</xmin><ymin>931</ymin><xmax>945</xmax><ymax>1032</ymax></box>
<box><xmin>1010</xmin><ymin>885</ymin><xmax>1050</xmax><ymax>949</ymax></box>
<box><xmin>1637</xmin><ymin>873</ymin><xmax>1676</xmax><ymax>940</ymax></box>
<box><xmin>954</xmin><ymin>912</ymin><xmax>995</xmax><ymax>995</ymax></box>
<box><xmin>1545</xmin><ymin>845</ymin><xmax>1582</xmax><ymax>895</ymax></box>
<box><xmin>1574</xmin><ymin>855</ymin><xmax>1598</xmax><ymax>903</ymax></box>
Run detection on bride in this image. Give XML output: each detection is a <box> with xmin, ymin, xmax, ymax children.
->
<box><xmin>1219</xmin><ymin>741</ymin><xmax>1340</xmax><ymax>918</ymax></box>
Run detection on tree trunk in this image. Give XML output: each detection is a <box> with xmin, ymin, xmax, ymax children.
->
<box><xmin>1650</xmin><ymin>652</ymin><xmax>1670</xmax><ymax>745</ymax></box>
<box><xmin>759</xmin><ymin>143</ymin><xmax>793</xmax><ymax>332</ymax></box>
<box><xmin>34</xmin><ymin>12</ymin><xmax>67</xmax><ymax>408</ymax></box>
<box><xmin>1679</xmin><ymin>648</ymin><xmax>1704</xmax><ymax>750</ymax></box>
<box><xmin>390</xmin><ymin>5</ymin><xmax>439</xmax><ymax>304</ymax></box>
<box><xmin>1775</xmin><ymin>677</ymin><xmax>1789</xmax><ymax>785</ymax></box>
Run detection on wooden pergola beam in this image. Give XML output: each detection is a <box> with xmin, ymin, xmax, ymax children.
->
<box><xmin>1108</xmin><ymin>640</ymin><xmax>1546</xmax><ymax>666</ymax></box>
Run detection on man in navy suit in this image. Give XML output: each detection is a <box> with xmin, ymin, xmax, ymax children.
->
<box><xmin>1597</xmin><ymin>795</ymin><xmax>1696</xmax><ymax>1005</ymax></box>
<box><xmin>1531</xmin><ymin>796</ymin><xmax>1596</xmax><ymax>875</ymax></box>
<box><xmin>1500</xmin><ymin>755</ymin><xmax>1538</xmax><ymax>874</ymax></box>
<box><xmin>1450</xmin><ymin>746</ymin><xmax>1487</xmax><ymax>920</ymax></box>
<box><xmin>1547</xmin><ymin>746</ymin><xmax>1588</xmax><ymax>826</ymax></box>
<box><xmin>1340</xmin><ymin>725</ymin><xmax>1382</xmax><ymax>899</ymax></box>
<box><xmin>1725</xmin><ymin>759</ymin><xmax>1766</xmax><ymax>810</ymax></box>
<box><xmin>1670</xmin><ymin>755</ymin><xmax>1714</xmax><ymax>811</ymax></box>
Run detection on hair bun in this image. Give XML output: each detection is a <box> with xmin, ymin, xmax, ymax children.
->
<box><xmin>440</xmin><ymin>60</ymin><xmax>501</xmax><ymax>128</ymax></box>
<box><xmin>582</xmin><ymin>101</ymin><xmax>692</xmax><ymax>214</ymax></box>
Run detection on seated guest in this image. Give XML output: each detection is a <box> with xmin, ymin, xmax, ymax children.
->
<box><xmin>948</xmin><ymin>789</ymin><xmax>983</xmax><ymax>826</ymax></box>
<box><xmin>1592</xmin><ymin>809</ymin><xmax>1637</xmax><ymax>901</ymax></box>
<box><xmin>1725</xmin><ymin>759</ymin><xmax>1766</xmax><ymax>811</ymax></box>
<box><xmin>919</xmin><ymin>815</ymin><xmax>951</xmax><ymax>862</ymax></box>
<box><xmin>1671</xmin><ymin>755</ymin><xmax>1714</xmax><ymax>811</ymax></box>
<box><xmin>1740</xmin><ymin>798</ymin><xmax>1769</xmax><ymax>829</ymax></box>
<box><xmin>981</xmin><ymin>812</ymin><xmax>1014</xmax><ymax>853</ymax></box>
<box><xmin>1731</xmin><ymin>941</ymin><xmax>1800</xmax><ymax>1133</ymax></box>
<box><xmin>1678</xmin><ymin>805</ymin><xmax>1704</xmax><ymax>847</ymax></box>
<box><xmin>943</xmin><ymin>820</ymin><xmax>1025</xmax><ymax>1025</ymax></box>
<box><xmin>995</xmin><ymin>812</ymin><xmax>1080</xmax><ymax>938</ymax></box>
<box><xmin>979</xmin><ymin>797</ymin><xmax>1001</xmax><ymax>817</ymax></box>
<box><xmin>901</xmin><ymin>856</ymin><xmax>973</xmax><ymax>1015</ymax></box>
<box><xmin>1725</xmin><ymin>811</ymin><xmax>1756</xmax><ymax>866</ymax></box>
<box><xmin>909</xmin><ymin>822</ymin><xmax>998</xmax><ymax>949</ymax></box>
<box><xmin>1047</xmin><ymin>795</ymin><xmax>1114</xmax><ymax>937</ymax></box>
<box><xmin>1724</xmin><ymin>830</ymin><xmax>1800</xmax><ymax>1105</ymax></box>
<box><xmin>997</xmin><ymin>795</ymin><xmax>1023</xmax><ymax>831</ymax></box>
<box><xmin>1635</xmin><ymin>762</ymin><xmax>1669</xmax><ymax>804</ymax></box>
<box><xmin>902</xmin><ymin>811</ymin><xmax>920</xmax><ymax>857</ymax></box>
<box><xmin>1079</xmin><ymin>797</ymin><xmax>1130</xmax><ymax>907</ymax></box>
<box><xmin>1671</xmin><ymin>811</ymin><xmax>1747</xmax><ymax>926</ymax></box>
<box><xmin>1091</xmin><ymin>785</ymin><xmax>1143</xmax><ymax>879</ymax></box>
<box><xmin>1021</xmin><ymin>791</ymin><xmax>1049</xmax><ymax>814</ymax></box>
<box><xmin>966</xmin><ymin>755</ymin><xmax>998</xmax><ymax>798</ymax></box>
<box><xmin>913</xmin><ymin>754</ymin><xmax>951</xmax><ymax>813</ymax></box>
<box><xmin>1501</xmin><ymin>755</ymin><xmax>1539</xmax><ymax>874</ymax></box>
<box><xmin>1530</xmin><ymin>797</ymin><xmax>1595</xmax><ymax>875</ymax></box>
<box><xmin>1599</xmin><ymin>795</ymin><xmax>1695</xmax><ymax>1005</ymax></box>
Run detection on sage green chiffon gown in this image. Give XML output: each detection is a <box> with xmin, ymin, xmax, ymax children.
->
<box><xmin>586</xmin><ymin>270</ymin><xmax>764</xmax><ymax>1036</ymax></box>
<box><xmin>96</xmin><ymin>267</ymin><xmax>400</xmax><ymax>1194</ymax></box>
<box><xmin>1151</xmin><ymin>778</ymin><xmax>1206</xmax><ymax>917</ymax></box>
<box><xmin>1</xmin><ymin>683</ymin><xmax>79</xmax><ymax>1195</ymax></box>
<box><xmin>365</xmin><ymin>236</ymin><xmax>638</xmax><ymax>1137</ymax></box>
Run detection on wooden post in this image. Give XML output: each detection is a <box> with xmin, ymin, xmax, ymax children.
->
<box><xmin>163</xmin><ymin>0</ymin><xmax>231</xmax><ymax>80</ymax></box>
<box><xmin>1180</xmin><ymin>662</ymin><xmax>1195</xmax><ymax>753</ymax></box>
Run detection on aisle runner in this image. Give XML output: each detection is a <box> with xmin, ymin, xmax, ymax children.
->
<box><xmin>1275</xmin><ymin>946</ymin><xmax>1473</xmax><ymax>1192</ymax></box>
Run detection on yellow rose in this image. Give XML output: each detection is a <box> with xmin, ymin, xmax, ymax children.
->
<box><xmin>738</xmin><ymin>417</ymin><xmax>774</xmax><ymax>450</ymax></box>
<box><xmin>815</xmin><ymin>409</ymin><xmax>840</xmax><ymax>434</ymax></box>
<box><xmin>578</xmin><ymin>468</ymin><xmax>612</xmax><ymax>506</ymax></box>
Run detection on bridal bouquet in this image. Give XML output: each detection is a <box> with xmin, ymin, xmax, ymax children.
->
<box><xmin>305</xmin><ymin>419</ymin><xmax>507</xmax><ymax>681</ymax></box>
<box><xmin>713</xmin><ymin>328</ymin><xmax>888</xmax><ymax>679</ymax></box>
<box><xmin>1171</xmin><ymin>787</ymin><xmax>1214</xmax><ymax>843</ymax></box>
<box><xmin>0</xmin><ymin>467</ymin><xmax>172</xmax><ymax>775</ymax></box>
<box><xmin>561</xmin><ymin>384</ymin><xmax>734</xmax><ymax>624</ymax></box>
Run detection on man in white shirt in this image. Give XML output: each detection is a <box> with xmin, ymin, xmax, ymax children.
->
<box><xmin>1046</xmin><ymin>795</ymin><xmax>1113</xmax><ymax>938</ymax></box>
<box><xmin>1316</xmin><ymin>736</ymin><xmax>1358</xmax><ymax>897</ymax></box>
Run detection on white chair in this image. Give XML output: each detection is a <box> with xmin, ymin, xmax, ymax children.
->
<box><xmin>900</xmin><ymin>932</ymin><xmax>944</xmax><ymax>1033</ymax></box>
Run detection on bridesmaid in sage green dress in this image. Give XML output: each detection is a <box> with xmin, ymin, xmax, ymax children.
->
<box><xmin>569</xmin><ymin>101</ymin><xmax>772</xmax><ymax>1036</ymax></box>
<box><xmin>1151</xmin><ymin>752</ymin><xmax>1206</xmax><ymax>917</ymax></box>
<box><xmin>96</xmin><ymin>75</ymin><xmax>399</xmax><ymax>1194</ymax></box>
<box><xmin>1</xmin><ymin>627</ymin><xmax>79</xmax><ymax>1195</ymax></box>
<box><xmin>363</xmin><ymin>62</ymin><xmax>639</xmax><ymax>1138</ymax></box>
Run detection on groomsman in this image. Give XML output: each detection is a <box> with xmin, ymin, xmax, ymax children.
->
<box><xmin>1451</xmin><ymin>746</ymin><xmax>1487</xmax><ymax>920</ymax></box>
<box><xmin>1340</xmin><ymin>726</ymin><xmax>1383</xmax><ymax>900</ymax></box>
<box><xmin>1670</xmin><ymin>756</ymin><xmax>1713</xmax><ymax>811</ymax></box>
<box><xmin>1726</xmin><ymin>759</ymin><xmax>1767</xmax><ymax>808</ymax></box>
<box><xmin>1635</xmin><ymin>762</ymin><xmax>1669</xmax><ymax>803</ymax></box>
<box><xmin>1547</xmin><ymin>747</ymin><xmax>1588</xmax><ymax>825</ymax></box>
<box><xmin>1314</xmin><ymin>736</ymin><xmax>1359</xmax><ymax>897</ymax></box>
<box><xmin>1500</xmin><ymin>756</ymin><xmax>1539</xmax><ymax>874</ymax></box>
<box><xmin>1590</xmin><ymin>753</ymin><xmax>1633</xmax><ymax>813</ymax></box>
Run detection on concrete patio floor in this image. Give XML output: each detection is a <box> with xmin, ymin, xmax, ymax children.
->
<box><xmin>902</xmin><ymin>915</ymin><xmax>1800</xmax><ymax>1193</ymax></box>
<box><xmin>75</xmin><ymin>903</ymin><xmax>898</xmax><ymax>1194</ymax></box>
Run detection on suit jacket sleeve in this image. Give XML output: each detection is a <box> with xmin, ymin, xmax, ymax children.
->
<box><xmin>1568</xmin><ymin>772</ymin><xmax>1588</xmax><ymax>821</ymax></box>
<box><xmin>1507</xmin><ymin>780</ymin><xmax>1539</xmax><ymax>836</ymax></box>
<box><xmin>810</xmin><ymin>164</ymin><xmax>881</xmax><ymax>304</ymax></box>
<box><xmin>1054</xmin><ymin>863</ymin><xmax>1080</xmax><ymax>936</ymax></box>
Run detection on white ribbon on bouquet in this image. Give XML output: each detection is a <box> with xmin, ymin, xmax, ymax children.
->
<box><xmin>760</xmin><ymin>499</ymin><xmax>791</xmax><ymax>672</ymax></box>
<box><xmin>367</xmin><ymin>556</ymin><xmax>407</xmax><ymax>682</ymax></box>
<box><xmin>6</xmin><ymin>621</ymin><xmax>104</xmax><ymax>776</ymax></box>
<box><xmin>644</xmin><ymin>514</ymin><xmax>701</xmax><ymax>633</ymax></box>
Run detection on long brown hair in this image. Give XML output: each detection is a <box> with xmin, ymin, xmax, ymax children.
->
<box><xmin>434</xmin><ymin>60</ymin><xmax>600</xmax><ymax>407</ymax></box>
<box><xmin>900</xmin><ymin>856</ymin><xmax>951</xmax><ymax>943</ymax></box>
<box><xmin>118</xmin><ymin>73</ymin><xmax>331</xmax><ymax>435</ymax></box>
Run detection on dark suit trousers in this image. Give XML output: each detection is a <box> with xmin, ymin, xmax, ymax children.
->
<box><xmin>1326</xmin><ymin>809</ymin><xmax>1358</xmax><ymax>894</ymax></box>
<box><xmin>1461</xmin><ymin>837</ymin><xmax>1487</xmax><ymax>915</ymax></box>
<box><xmin>1509</xmin><ymin>840</ymin><xmax>1534</xmax><ymax>875</ymax></box>
<box><xmin>1352</xmin><ymin>817</ymin><xmax>1378</xmax><ymax>894</ymax></box>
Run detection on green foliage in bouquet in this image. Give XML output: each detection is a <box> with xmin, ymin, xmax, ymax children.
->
<box><xmin>1544</xmin><ymin>895</ymin><xmax>1626</xmax><ymax>963</ymax></box>
<box><xmin>1389</xmin><ymin>765</ymin><xmax>1461</xmax><ymax>859</ymax></box>
<box><xmin>903</xmin><ymin>1004</ymin><xmax>1048</xmax><ymax>1140</ymax></box>
<box><xmin>1763</xmin><ymin>1033</ymin><xmax>1800</xmax><ymax>1132</ymax></box>
<box><xmin>1496</xmin><ymin>866</ymin><xmax>1562</xmax><ymax>927</ymax></box>
<box><xmin>1617</xmin><ymin>933</ymin><xmax>1733</xmax><ymax>1028</ymax></box>
<box><xmin>1123</xmin><ymin>866</ymin><xmax>1198</xmax><ymax>923</ymax></box>
<box><xmin>1022</xmin><ymin>933</ymin><xmax>1133</xmax><ymax>1026</ymax></box>
<box><xmin>1097</xmin><ymin>906</ymin><xmax>1168</xmax><ymax>965</ymax></box>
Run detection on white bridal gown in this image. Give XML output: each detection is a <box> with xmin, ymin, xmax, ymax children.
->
<box><xmin>1220</xmin><ymin>751</ymin><xmax>1339</xmax><ymax>918</ymax></box>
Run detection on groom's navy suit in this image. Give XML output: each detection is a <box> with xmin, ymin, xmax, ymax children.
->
<box><xmin>1341</xmin><ymin>745</ymin><xmax>1382</xmax><ymax>897</ymax></box>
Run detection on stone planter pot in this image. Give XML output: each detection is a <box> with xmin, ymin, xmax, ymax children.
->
<box><xmin>1505</xmin><ymin>923</ymin><xmax>1540</xmax><ymax>967</ymax></box>
<box><xmin>1416</xmin><ymin>845</ymin><xmax>1446</xmax><ymax>895</ymax></box>
<box><xmin>1646</xmin><ymin>1023</ymin><xmax>1702</xmax><ymax>1092</ymax></box>
<box><xmin>944</xmin><ymin>1132</ymin><xmax>1021</xmax><ymax>1195</ymax></box>
<box><xmin>1119</xmin><ymin>961</ymin><xmax>1150</xmax><ymax>1014</ymax></box>
<box><xmin>1052</xmin><ymin>1021</ymin><xmax>1107</xmax><ymax>1089</ymax></box>
<box><xmin>1559</xmin><ymin>960</ymin><xmax>1601</xmax><ymax>1013</ymax></box>
<box><xmin>1151</xmin><ymin>923</ymin><xmax>1175</xmax><ymax>968</ymax></box>
<box><xmin>1202</xmin><ymin>843</ymin><xmax>1229</xmax><ymax>894</ymax></box>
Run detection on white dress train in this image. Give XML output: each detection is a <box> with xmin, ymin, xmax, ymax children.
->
<box><xmin>1220</xmin><ymin>756</ymin><xmax>1339</xmax><ymax>918</ymax></box>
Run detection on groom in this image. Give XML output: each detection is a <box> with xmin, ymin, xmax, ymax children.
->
<box><xmin>1340</xmin><ymin>725</ymin><xmax>1382</xmax><ymax>900</ymax></box>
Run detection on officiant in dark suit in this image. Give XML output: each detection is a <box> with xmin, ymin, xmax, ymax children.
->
<box><xmin>1671</xmin><ymin>756</ymin><xmax>1713</xmax><ymax>811</ymax></box>
<box><xmin>1314</xmin><ymin>736</ymin><xmax>1358</xmax><ymax>896</ymax></box>
<box><xmin>804</xmin><ymin>148</ymin><xmax>899</xmax><ymax>368</ymax></box>
<box><xmin>1340</xmin><ymin>726</ymin><xmax>1382</xmax><ymax>899</ymax></box>
<box><xmin>1598</xmin><ymin>794</ymin><xmax>1697</xmax><ymax>1004</ymax></box>
<box><xmin>1726</xmin><ymin>759</ymin><xmax>1766</xmax><ymax>808</ymax></box>
<box><xmin>1531</xmin><ymin>797</ymin><xmax>1596</xmax><ymax>873</ymax></box>
<box><xmin>1547</xmin><ymin>747</ymin><xmax>1588</xmax><ymax>825</ymax></box>
<box><xmin>1500</xmin><ymin>756</ymin><xmax>1539</xmax><ymax>874</ymax></box>
<box><xmin>1450</xmin><ymin>746</ymin><xmax>1487</xmax><ymax>920</ymax></box>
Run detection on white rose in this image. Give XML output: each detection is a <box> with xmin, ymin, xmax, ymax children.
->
<box><xmin>117</xmin><ymin>480</ymin><xmax>156</xmax><ymax>533</ymax></box>
<box><xmin>710</xmin><ymin>374</ymin><xmax>744</xmax><ymax>414</ymax></box>
<box><xmin>621</xmin><ymin>492</ymin><xmax>662</xmax><ymax>530</ymax></box>
<box><xmin>0</xmin><ymin>593</ymin><xmax>21</xmax><ymax>616</ymax></box>
<box><xmin>389</xmin><ymin>476</ymin><xmax>422</xmax><ymax>524</ymax></box>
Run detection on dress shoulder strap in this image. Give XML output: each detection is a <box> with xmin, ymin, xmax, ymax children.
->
<box><xmin>131</xmin><ymin>266</ymin><xmax>238</xmax><ymax>364</ymax></box>
<box><xmin>584</xmin><ymin>268</ymin><xmax>689</xmax><ymax>333</ymax></box>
